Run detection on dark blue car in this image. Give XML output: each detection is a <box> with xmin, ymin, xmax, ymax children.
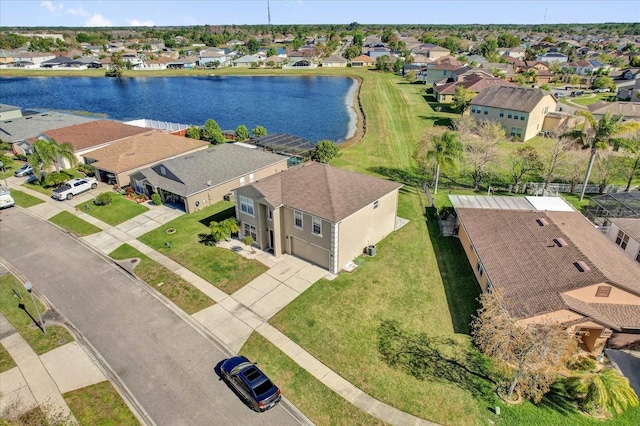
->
<box><xmin>220</xmin><ymin>356</ymin><xmax>281</xmax><ymax>412</ymax></box>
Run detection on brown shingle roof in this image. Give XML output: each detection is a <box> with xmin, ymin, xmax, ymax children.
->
<box><xmin>84</xmin><ymin>130</ymin><xmax>208</xmax><ymax>173</ymax></box>
<box><xmin>457</xmin><ymin>208</ymin><xmax>610</xmax><ymax>318</ymax></box>
<box><xmin>249</xmin><ymin>162</ymin><xmax>402</xmax><ymax>222</ymax></box>
<box><xmin>434</xmin><ymin>75</ymin><xmax>515</xmax><ymax>95</ymax></box>
<box><xmin>610</xmin><ymin>218</ymin><xmax>640</xmax><ymax>241</ymax></box>
<box><xmin>471</xmin><ymin>85</ymin><xmax>555</xmax><ymax>112</ymax></box>
<box><xmin>43</xmin><ymin>120</ymin><xmax>150</xmax><ymax>151</ymax></box>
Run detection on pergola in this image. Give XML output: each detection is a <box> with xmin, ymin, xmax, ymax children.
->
<box><xmin>585</xmin><ymin>191</ymin><xmax>640</xmax><ymax>225</ymax></box>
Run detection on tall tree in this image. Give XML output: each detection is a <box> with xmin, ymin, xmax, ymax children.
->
<box><xmin>202</xmin><ymin>119</ymin><xmax>224</xmax><ymax>144</ymax></box>
<box><xmin>592</xmin><ymin>150</ymin><xmax>623</xmax><ymax>194</ymax></box>
<box><xmin>575</xmin><ymin>111</ymin><xmax>640</xmax><ymax>200</ymax></box>
<box><xmin>313</xmin><ymin>140</ymin><xmax>341</xmax><ymax>164</ymax></box>
<box><xmin>510</xmin><ymin>146</ymin><xmax>542</xmax><ymax>193</ymax></box>
<box><xmin>252</xmin><ymin>125</ymin><xmax>267</xmax><ymax>138</ymax></box>
<box><xmin>106</xmin><ymin>51</ymin><xmax>126</xmax><ymax>78</ymax></box>
<box><xmin>414</xmin><ymin>129</ymin><xmax>463</xmax><ymax>194</ymax></box>
<box><xmin>542</xmin><ymin>128</ymin><xmax>574</xmax><ymax>190</ymax></box>
<box><xmin>452</xmin><ymin>86</ymin><xmax>476</xmax><ymax>113</ymax></box>
<box><xmin>461</xmin><ymin>121</ymin><xmax>504</xmax><ymax>190</ymax></box>
<box><xmin>28</xmin><ymin>138</ymin><xmax>77</xmax><ymax>181</ymax></box>
<box><xmin>616</xmin><ymin>130</ymin><xmax>640</xmax><ymax>191</ymax></box>
<box><xmin>472</xmin><ymin>290</ymin><xmax>577</xmax><ymax>403</ymax></box>
<box><xmin>235</xmin><ymin>124</ymin><xmax>249</xmax><ymax>141</ymax></box>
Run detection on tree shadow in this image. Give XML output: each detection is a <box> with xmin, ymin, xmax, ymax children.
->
<box><xmin>367</xmin><ymin>166</ymin><xmax>422</xmax><ymax>186</ymax></box>
<box><xmin>425</xmin><ymin>206</ymin><xmax>481</xmax><ymax>334</ymax></box>
<box><xmin>418</xmin><ymin>115</ymin><xmax>454</xmax><ymax>127</ymax></box>
<box><xmin>534</xmin><ymin>380</ymin><xmax>582</xmax><ymax>417</ymax></box>
<box><xmin>198</xmin><ymin>233</ymin><xmax>216</xmax><ymax>246</ymax></box>
<box><xmin>198</xmin><ymin>206</ymin><xmax>236</xmax><ymax>227</ymax></box>
<box><xmin>378</xmin><ymin>319</ymin><xmax>495</xmax><ymax>400</ymax></box>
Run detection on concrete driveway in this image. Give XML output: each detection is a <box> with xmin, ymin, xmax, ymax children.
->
<box><xmin>606</xmin><ymin>349</ymin><xmax>640</xmax><ymax>397</ymax></box>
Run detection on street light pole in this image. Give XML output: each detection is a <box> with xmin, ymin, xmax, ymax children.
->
<box><xmin>23</xmin><ymin>282</ymin><xmax>46</xmax><ymax>333</ymax></box>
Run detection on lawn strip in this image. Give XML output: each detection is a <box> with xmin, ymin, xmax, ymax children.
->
<box><xmin>49</xmin><ymin>211</ymin><xmax>102</xmax><ymax>237</ymax></box>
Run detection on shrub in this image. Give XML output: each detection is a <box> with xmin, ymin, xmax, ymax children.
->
<box><xmin>15</xmin><ymin>153</ymin><xmax>28</xmax><ymax>161</ymax></box>
<box><xmin>125</xmin><ymin>186</ymin><xmax>135</xmax><ymax>196</ymax></box>
<box><xmin>567</xmin><ymin>356</ymin><xmax>597</xmax><ymax>372</ymax></box>
<box><xmin>94</xmin><ymin>192</ymin><xmax>113</xmax><ymax>206</ymax></box>
<box><xmin>77</xmin><ymin>163</ymin><xmax>95</xmax><ymax>176</ymax></box>
<box><xmin>151</xmin><ymin>193</ymin><xmax>162</xmax><ymax>205</ymax></box>
<box><xmin>44</xmin><ymin>170</ymin><xmax>74</xmax><ymax>187</ymax></box>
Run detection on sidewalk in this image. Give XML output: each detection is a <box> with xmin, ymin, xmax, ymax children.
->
<box><xmin>5</xmin><ymin>179</ymin><xmax>438</xmax><ymax>426</ymax></box>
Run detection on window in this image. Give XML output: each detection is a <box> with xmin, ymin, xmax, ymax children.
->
<box><xmin>513</xmin><ymin>112</ymin><xmax>519</xmax><ymax>120</ymax></box>
<box><xmin>249</xmin><ymin>173</ymin><xmax>255</xmax><ymax>183</ymax></box>
<box><xmin>520</xmin><ymin>114</ymin><xmax>525</xmax><ymax>121</ymax></box>
<box><xmin>243</xmin><ymin>223</ymin><xmax>257</xmax><ymax>241</ymax></box>
<box><xmin>312</xmin><ymin>217</ymin><xmax>322</xmax><ymax>235</ymax></box>
<box><xmin>160</xmin><ymin>166</ymin><xmax>166</xmax><ymax>176</ymax></box>
<box><xmin>499</xmin><ymin>109</ymin><xmax>504</xmax><ymax>117</ymax></box>
<box><xmin>373</xmin><ymin>200</ymin><xmax>379</xmax><ymax>209</ymax></box>
<box><xmin>507</xmin><ymin>111</ymin><xmax>512</xmax><ymax>119</ymax></box>
<box><xmin>239</xmin><ymin>176</ymin><xmax>246</xmax><ymax>186</ymax></box>
<box><xmin>476</xmin><ymin>261</ymin><xmax>484</xmax><ymax>277</ymax></box>
<box><xmin>615</xmin><ymin>230</ymin><xmax>629</xmax><ymax>250</ymax></box>
<box><xmin>267</xmin><ymin>207</ymin><xmax>273</xmax><ymax>220</ymax></box>
<box><xmin>239</xmin><ymin>195</ymin><xmax>254</xmax><ymax>216</ymax></box>
<box><xmin>483</xmin><ymin>107</ymin><xmax>489</xmax><ymax>115</ymax></box>
<box><xmin>294</xmin><ymin>210</ymin><xmax>303</xmax><ymax>229</ymax></box>
<box><xmin>595</xmin><ymin>286</ymin><xmax>611</xmax><ymax>298</ymax></box>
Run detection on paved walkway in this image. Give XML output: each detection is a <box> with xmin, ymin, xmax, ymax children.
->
<box><xmin>2</xmin><ymin>178</ymin><xmax>437</xmax><ymax>426</ymax></box>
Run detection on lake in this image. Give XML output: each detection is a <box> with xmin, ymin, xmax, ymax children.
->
<box><xmin>0</xmin><ymin>75</ymin><xmax>357</xmax><ymax>143</ymax></box>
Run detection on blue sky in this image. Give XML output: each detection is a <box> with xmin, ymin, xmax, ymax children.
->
<box><xmin>0</xmin><ymin>1</ymin><xmax>638</xmax><ymax>27</ymax></box>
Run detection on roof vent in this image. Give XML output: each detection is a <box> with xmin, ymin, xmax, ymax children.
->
<box><xmin>574</xmin><ymin>261</ymin><xmax>591</xmax><ymax>272</ymax></box>
<box><xmin>553</xmin><ymin>238</ymin><xmax>568</xmax><ymax>247</ymax></box>
<box><xmin>206</xmin><ymin>180</ymin><xmax>212</xmax><ymax>186</ymax></box>
<box><xmin>536</xmin><ymin>218</ymin><xmax>549</xmax><ymax>226</ymax></box>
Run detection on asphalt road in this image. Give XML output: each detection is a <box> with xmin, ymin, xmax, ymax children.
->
<box><xmin>0</xmin><ymin>208</ymin><xmax>304</xmax><ymax>426</ymax></box>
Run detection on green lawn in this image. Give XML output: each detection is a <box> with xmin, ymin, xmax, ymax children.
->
<box><xmin>76</xmin><ymin>193</ymin><xmax>149</xmax><ymax>226</ymax></box>
<box><xmin>0</xmin><ymin>343</ymin><xmax>16</xmax><ymax>373</ymax></box>
<box><xmin>109</xmin><ymin>244</ymin><xmax>214</xmax><ymax>314</ymax></box>
<box><xmin>570</xmin><ymin>93</ymin><xmax>616</xmax><ymax>106</ymax></box>
<box><xmin>241</xmin><ymin>333</ymin><xmax>385</xmax><ymax>426</ymax></box>
<box><xmin>10</xmin><ymin>189</ymin><xmax>45</xmax><ymax>208</ymax></box>
<box><xmin>49</xmin><ymin>211</ymin><xmax>102</xmax><ymax>237</ymax></box>
<box><xmin>64</xmin><ymin>381</ymin><xmax>138</xmax><ymax>425</ymax></box>
<box><xmin>138</xmin><ymin>200</ymin><xmax>267</xmax><ymax>294</ymax></box>
<box><xmin>561</xmin><ymin>193</ymin><xmax>593</xmax><ymax>213</ymax></box>
<box><xmin>0</xmin><ymin>274</ymin><xmax>74</xmax><ymax>355</ymax></box>
<box><xmin>22</xmin><ymin>181</ymin><xmax>55</xmax><ymax>197</ymax></box>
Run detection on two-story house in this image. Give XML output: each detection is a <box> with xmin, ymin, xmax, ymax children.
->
<box><xmin>234</xmin><ymin>162</ymin><xmax>402</xmax><ymax>274</ymax></box>
<box><xmin>469</xmin><ymin>85</ymin><xmax>557</xmax><ymax>141</ymax></box>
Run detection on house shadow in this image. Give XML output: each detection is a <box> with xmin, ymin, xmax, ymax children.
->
<box><xmin>198</xmin><ymin>206</ymin><xmax>236</xmax><ymax>227</ymax></box>
<box><xmin>425</xmin><ymin>206</ymin><xmax>481</xmax><ymax>334</ymax></box>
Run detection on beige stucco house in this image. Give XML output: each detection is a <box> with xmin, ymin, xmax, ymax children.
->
<box><xmin>234</xmin><ymin>162</ymin><xmax>402</xmax><ymax>274</ymax></box>
<box><xmin>82</xmin><ymin>130</ymin><xmax>208</xmax><ymax>187</ymax></box>
<box><xmin>451</xmin><ymin>195</ymin><xmax>640</xmax><ymax>353</ymax></box>
<box><xmin>469</xmin><ymin>85</ymin><xmax>557</xmax><ymax>141</ymax></box>
<box><xmin>129</xmin><ymin>143</ymin><xmax>288</xmax><ymax>213</ymax></box>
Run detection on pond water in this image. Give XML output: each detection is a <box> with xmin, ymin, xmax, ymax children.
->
<box><xmin>0</xmin><ymin>75</ymin><xmax>357</xmax><ymax>143</ymax></box>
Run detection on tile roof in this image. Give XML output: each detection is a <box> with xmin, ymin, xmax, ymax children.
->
<box><xmin>43</xmin><ymin>120</ymin><xmax>151</xmax><ymax>151</ymax></box>
<box><xmin>83</xmin><ymin>130</ymin><xmax>208</xmax><ymax>173</ymax></box>
<box><xmin>350</xmin><ymin>55</ymin><xmax>375</xmax><ymax>63</ymax></box>
<box><xmin>456</xmin><ymin>208</ymin><xmax>640</xmax><ymax>320</ymax></box>
<box><xmin>247</xmin><ymin>162</ymin><xmax>402</xmax><ymax>222</ymax></box>
<box><xmin>136</xmin><ymin>143</ymin><xmax>288</xmax><ymax>197</ymax></box>
<box><xmin>471</xmin><ymin>85</ymin><xmax>555</xmax><ymax>112</ymax></box>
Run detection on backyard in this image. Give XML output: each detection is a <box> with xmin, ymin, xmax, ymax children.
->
<box><xmin>137</xmin><ymin>200</ymin><xmax>267</xmax><ymax>294</ymax></box>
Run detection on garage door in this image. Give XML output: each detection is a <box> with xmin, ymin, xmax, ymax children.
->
<box><xmin>290</xmin><ymin>236</ymin><xmax>330</xmax><ymax>270</ymax></box>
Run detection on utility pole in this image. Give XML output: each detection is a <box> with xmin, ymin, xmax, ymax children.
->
<box><xmin>268</xmin><ymin>1</ymin><xmax>271</xmax><ymax>30</ymax></box>
<box><xmin>543</xmin><ymin>8</ymin><xmax>547</xmax><ymax>25</ymax></box>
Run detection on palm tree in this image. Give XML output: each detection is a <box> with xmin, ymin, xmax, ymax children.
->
<box><xmin>209</xmin><ymin>218</ymin><xmax>239</xmax><ymax>242</ymax></box>
<box><xmin>566</xmin><ymin>368</ymin><xmax>639</xmax><ymax>415</ymax></box>
<box><xmin>414</xmin><ymin>130</ymin><xmax>463</xmax><ymax>195</ymax></box>
<box><xmin>575</xmin><ymin>111</ymin><xmax>640</xmax><ymax>200</ymax></box>
<box><xmin>28</xmin><ymin>138</ymin><xmax>78</xmax><ymax>183</ymax></box>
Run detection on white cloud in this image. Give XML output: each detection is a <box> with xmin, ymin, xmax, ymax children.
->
<box><xmin>84</xmin><ymin>14</ymin><xmax>114</xmax><ymax>27</ymax></box>
<box><xmin>66</xmin><ymin>6</ymin><xmax>89</xmax><ymax>17</ymax></box>
<box><xmin>129</xmin><ymin>19</ymin><xmax>155</xmax><ymax>27</ymax></box>
<box><xmin>40</xmin><ymin>1</ymin><xmax>63</xmax><ymax>14</ymax></box>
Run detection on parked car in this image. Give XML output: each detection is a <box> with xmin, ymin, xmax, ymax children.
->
<box><xmin>14</xmin><ymin>164</ymin><xmax>33</xmax><ymax>177</ymax></box>
<box><xmin>52</xmin><ymin>177</ymin><xmax>98</xmax><ymax>200</ymax></box>
<box><xmin>0</xmin><ymin>186</ymin><xmax>15</xmax><ymax>209</ymax></box>
<box><xmin>593</xmin><ymin>88</ymin><xmax>611</xmax><ymax>93</ymax></box>
<box><xmin>220</xmin><ymin>356</ymin><xmax>281</xmax><ymax>412</ymax></box>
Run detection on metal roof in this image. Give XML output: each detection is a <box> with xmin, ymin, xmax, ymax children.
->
<box><xmin>449</xmin><ymin>195</ymin><xmax>574</xmax><ymax>211</ymax></box>
<box><xmin>247</xmin><ymin>133</ymin><xmax>315</xmax><ymax>158</ymax></box>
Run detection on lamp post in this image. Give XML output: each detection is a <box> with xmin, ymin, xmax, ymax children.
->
<box><xmin>23</xmin><ymin>282</ymin><xmax>46</xmax><ymax>333</ymax></box>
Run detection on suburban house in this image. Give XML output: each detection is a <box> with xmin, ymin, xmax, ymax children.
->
<box><xmin>606</xmin><ymin>218</ymin><xmax>640</xmax><ymax>264</ymax></box>
<box><xmin>411</xmin><ymin>44</ymin><xmax>451</xmax><ymax>60</ymax></box>
<box><xmin>498</xmin><ymin>46</ymin><xmax>526</xmax><ymax>59</ymax></box>
<box><xmin>536</xmin><ymin>52</ymin><xmax>569</xmax><ymax>64</ymax></box>
<box><xmin>562</xmin><ymin>59</ymin><xmax>604</xmax><ymax>75</ymax></box>
<box><xmin>234</xmin><ymin>162</ymin><xmax>402</xmax><ymax>274</ymax></box>
<box><xmin>423</xmin><ymin>56</ymin><xmax>466</xmax><ymax>84</ymax></box>
<box><xmin>587</xmin><ymin>102</ymin><xmax>640</xmax><ymax>122</ymax></box>
<box><xmin>40</xmin><ymin>120</ymin><xmax>152</xmax><ymax>168</ymax></box>
<box><xmin>82</xmin><ymin>130</ymin><xmax>209</xmax><ymax>187</ymax></box>
<box><xmin>617</xmin><ymin>79</ymin><xmax>640</xmax><ymax>101</ymax></box>
<box><xmin>479</xmin><ymin>63</ymin><xmax>516</xmax><ymax>80</ymax></box>
<box><xmin>468</xmin><ymin>85</ymin><xmax>557</xmax><ymax>141</ymax></box>
<box><xmin>433</xmin><ymin>74</ymin><xmax>515</xmax><ymax>104</ymax></box>
<box><xmin>451</xmin><ymin>195</ymin><xmax>640</xmax><ymax>353</ymax></box>
<box><xmin>232</xmin><ymin>55</ymin><xmax>262</xmax><ymax>67</ymax></box>
<box><xmin>129</xmin><ymin>143</ymin><xmax>288</xmax><ymax>212</ymax></box>
<box><xmin>321</xmin><ymin>55</ymin><xmax>348</xmax><ymax>67</ymax></box>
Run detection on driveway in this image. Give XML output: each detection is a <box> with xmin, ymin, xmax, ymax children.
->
<box><xmin>0</xmin><ymin>208</ymin><xmax>305</xmax><ymax>426</ymax></box>
<box><xmin>606</xmin><ymin>349</ymin><xmax>640</xmax><ymax>397</ymax></box>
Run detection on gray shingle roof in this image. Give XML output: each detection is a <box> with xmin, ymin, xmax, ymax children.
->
<box><xmin>610</xmin><ymin>218</ymin><xmax>640</xmax><ymax>241</ymax></box>
<box><xmin>0</xmin><ymin>111</ymin><xmax>97</xmax><ymax>143</ymax></box>
<box><xmin>136</xmin><ymin>143</ymin><xmax>288</xmax><ymax>197</ymax></box>
<box><xmin>470</xmin><ymin>85</ymin><xmax>554</xmax><ymax>112</ymax></box>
